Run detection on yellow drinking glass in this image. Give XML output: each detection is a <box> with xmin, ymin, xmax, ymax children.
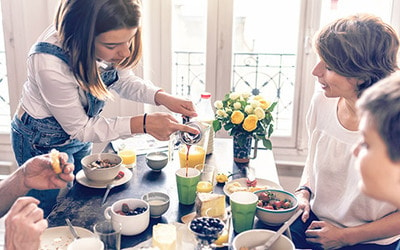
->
<box><xmin>196</xmin><ymin>181</ymin><xmax>213</xmax><ymax>193</ymax></box>
<box><xmin>118</xmin><ymin>148</ymin><xmax>136</xmax><ymax>168</ymax></box>
<box><xmin>178</xmin><ymin>145</ymin><xmax>206</xmax><ymax>168</ymax></box>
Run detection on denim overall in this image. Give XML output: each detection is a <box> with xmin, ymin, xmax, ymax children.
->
<box><xmin>11</xmin><ymin>42</ymin><xmax>118</xmax><ymax>216</ymax></box>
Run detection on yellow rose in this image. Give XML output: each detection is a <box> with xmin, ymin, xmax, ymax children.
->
<box><xmin>229</xmin><ymin>92</ymin><xmax>240</xmax><ymax>100</ymax></box>
<box><xmin>233</xmin><ymin>102</ymin><xmax>242</xmax><ymax>110</ymax></box>
<box><xmin>253</xmin><ymin>95</ymin><xmax>263</xmax><ymax>101</ymax></box>
<box><xmin>244</xmin><ymin>105</ymin><xmax>253</xmax><ymax>114</ymax></box>
<box><xmin>214</xmin><ymin>100</ymin><xmax>223</xmax><ymax>109</ymax></box>
<box><xmin>231</xmin><ymin>110</ymin><xmax>244</xmax><ymax>124</ymax></box>
<box><xmin>243</xmin><ymin>114</ymin><xmax>258</xmax><ymax>132</ymax></box>
<box><xmin>216</xmin><ymin>109</ymin><xmax>228</xmax><ymax>118</ymax></box>
<box><xmin>259</xmin><ymin>99</ymin><xmax>270</xmax><ymax>110</ymax></box>
<box><xmin>251</xmin><ymin>100</ymin><xmax>260</xmax><ymax>108</ymax></box>
<box><xmin>254</xmin><ymin>107</ymin><xmax>265</xmax><ymax>120</ymax></box>
<box><xmin>241</xmin><ymin>92</ymin><xmax>251</xmax><ymax>99</ymax></box>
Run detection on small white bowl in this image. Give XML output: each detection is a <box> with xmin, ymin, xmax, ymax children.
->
<box><xmin>141</xmin><ymin>191</ymin><xmax>170</xmax><ymax>218</ymax></box>
<box><xmin>145</xmin><ymin>152</ymin><xmax>168</xmax><ymax>171</ymax></box>
<box><xmin>232</xmin><ymin>229</ymin><xmax>295</xmax><ymax>250</ymax></box>
<box><xmin>81</xmin><ymin>153</ymin><xmax>122</xmax><ymax>182</ymax></box>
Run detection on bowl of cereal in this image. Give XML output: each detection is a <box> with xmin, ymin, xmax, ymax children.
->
<box><xmin>254</xmin><ymin>189</ymin><xmax>298</xmax><ymax>226</ymax></box>
<box><xmin>81</xmin><ymin>153</ymin><xmax>122</xmax><ymax>182</ymax></box>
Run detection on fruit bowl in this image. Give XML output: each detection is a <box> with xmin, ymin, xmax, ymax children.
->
<box><xmin>189</xmin><ymin>217</ymin><xmax>225</xmax><ymax>249</ymax></box>
<box><xmin>254</xmin><ymin>189</ymin><xmax>298</xmax><ymax>226</ymax></box>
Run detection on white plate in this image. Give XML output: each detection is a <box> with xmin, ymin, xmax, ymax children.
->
<box><xmin>40</xmin><ymin>226</ymin><xmax>95</xmax><ymax>250</ymax></box>
<box><xmin>223</xmin><ymin>178</ymin><xmax>283</xmax><ymax>197</ymax></box>
<box><xmin>76</xmin><ymin>167</ymin><xmax>132</xmax><ymax>189</ymax></box>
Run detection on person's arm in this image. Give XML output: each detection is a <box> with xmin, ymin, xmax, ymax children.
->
<box><xmin>306</xmin><ymin>210</ymin><xmax>400</xmax><ymax>248</ymax></box>
<box><xmin>0</xmin><ymin>168</ymin><xmax>31</xmax><ymax>216</ymax></box>
<box><xmin>0</xmin><ymin>153</ymin><xmax>74</xmax><ymax>217</ymax></box>
<box><xmin>154</xmin><ymin>90</ymin><xmax>198</xmax><ymax>118</ymax></box>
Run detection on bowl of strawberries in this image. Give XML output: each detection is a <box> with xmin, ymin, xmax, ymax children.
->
<box><xmin>254</xmin><ymin>189</ymin><xmax>298</xmax><ymax>226</ymax></box>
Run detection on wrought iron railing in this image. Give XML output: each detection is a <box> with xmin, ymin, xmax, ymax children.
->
<box><xmin>173</xmin><ymin>51</ymin><xmax>296</xmax><ymax>135</ymax></box>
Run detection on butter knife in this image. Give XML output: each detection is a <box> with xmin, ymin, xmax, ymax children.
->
<box><xmin>65</xmin><ymin>218</ymin><xmax>80</xmax><ymax>239</ymax></box>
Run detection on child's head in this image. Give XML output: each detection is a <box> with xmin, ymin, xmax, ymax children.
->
<box><xmin>314</xmin><ymin>14</ymin><xmax>399</xmax><ymax>97</ymax></box>
<box><xmin>354</xmin><ymin>72</ymin><xmax>400</xmax><ymax>207</ymax></box>
<box><xmin>55</xmin><ymin>0</ymin><xmax>143</xmax><ymax>99</ymax></box>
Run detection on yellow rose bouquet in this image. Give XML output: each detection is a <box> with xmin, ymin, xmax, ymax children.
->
<box><xmin>212</xmin><ymin>92</ymin><xmax>277</xmax><ymax>149</ymax></box>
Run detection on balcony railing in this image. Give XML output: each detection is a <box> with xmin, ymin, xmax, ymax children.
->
<box><xmin>173</xmin><ymin>51</ymin><xmax>296</xmax><ymax>136</ymax></box>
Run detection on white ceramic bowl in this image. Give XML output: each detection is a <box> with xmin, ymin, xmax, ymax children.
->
<box><xmin>141</xmin><ymin>191</ymin><xmax>170</xmax><ymax>218</ymax></box>
<box><xmin>232</xmin><ymin>229</ymin><xmax>295</xmax><ymax>250</ymax></box>
<box><xmin>104</xmin><ymin>198</ymin><xmax>150</xmax><ymax>236</ymax></box>
<box><xmin>81</xmin><ymin>153</ymin><xmax>122</xmax><ymax>182</ymax></box>
<box><xmin>254</xmin><ymin>189</ymin><xmax>298</xmax><ymax>226</ymax></box>
<box><xmin>145</xmin><ymin>152</ymin><xmax>168</xmax><ymax>171</ymax></box>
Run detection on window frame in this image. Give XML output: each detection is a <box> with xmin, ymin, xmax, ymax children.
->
<box><xmin>143</xmin><ymin>0</ymin><xmax>323</xmax><ymax>164</ymax></box>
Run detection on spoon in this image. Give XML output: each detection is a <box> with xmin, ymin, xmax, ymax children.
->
<box><xmin>101</xmin><ymin>171</ymin><xmax>125</xmax><ymax>206</ymax></box>
<box><xmin>65</xmin><ymin>218</ymin><xmax>80</xmax><ymax>239</ymax></box>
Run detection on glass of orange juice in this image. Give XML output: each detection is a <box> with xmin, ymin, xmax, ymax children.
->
<box><xmin>195</xmin><ymin>164</ymin><xmax>215</xmax><ymax>193</ymax></box>
<box><xmin>117</xmin><ymin>145</ymin><xmax>136</xmax><ymax>168</ymax></box>
<box><xmin>178</xmin><ymin>145</ymin><xmax>206</xmax><ymax>169</ymax></box>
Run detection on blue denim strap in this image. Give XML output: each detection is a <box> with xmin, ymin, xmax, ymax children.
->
<box><xmin>29</xmin><ymin>42</ymin><xmax>118</xmax><ymax>117</ymax></box>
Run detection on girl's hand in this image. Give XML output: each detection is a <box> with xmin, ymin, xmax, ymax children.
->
<box><xmin>155</xmin><ymin>91</ymin><xmax>198</xmax><ymax>118</ymax></box>
<box><xmin>144</xmin><ymin>112</ymin><xmax>199</xmax><ymax>141</ymax></box>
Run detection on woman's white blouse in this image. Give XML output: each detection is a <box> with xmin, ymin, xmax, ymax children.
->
<box><xmin>19</xmin><ymin>25</ymin><xmax>160</xmax><ymax>143</ymax></box>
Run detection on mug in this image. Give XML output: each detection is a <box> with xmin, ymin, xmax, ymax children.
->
<box><xmin>104</xmin><ymin>198</ymin><xmax>150</xmax><ymax>236</ymax></box>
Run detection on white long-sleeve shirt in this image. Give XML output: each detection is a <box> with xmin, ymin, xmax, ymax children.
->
<box><xmin>305</xmin><ymin>91</ymin><xmax>399</xmax><ymax>245</ymax></box>
<box><xmin>20</xmin><ymin>25</ymin><xmax>160</xmax><ymax>143</ymax></box>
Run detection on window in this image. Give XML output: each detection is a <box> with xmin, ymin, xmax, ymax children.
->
<box><xmin>143</xmin><ymin>0</ymin><xmax>397</xmax><ymax>164</ymax></box>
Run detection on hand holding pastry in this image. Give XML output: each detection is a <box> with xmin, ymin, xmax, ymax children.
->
<box><xmin>22</xmin><ymin>151</ymin><xmax>75</xmax><ymax>191</ymax></box>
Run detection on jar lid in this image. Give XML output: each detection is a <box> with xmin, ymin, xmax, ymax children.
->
<box><xmin>201</xmin><ymin>92</ymin><xmax>211</xmax><ymax>99</ymax></box>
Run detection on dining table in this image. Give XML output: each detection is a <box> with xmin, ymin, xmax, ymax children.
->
<box><xmin>46</xmin><ymin>137</ymin><xmax>283</xmax><ymax>249</ymax></box>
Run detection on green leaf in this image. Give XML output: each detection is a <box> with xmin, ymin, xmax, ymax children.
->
<box><xmin>212</xmin><ymin>120</ymin><xmax>222</xmax><ymax>132</ymax></box>
<box><xmin>224</xmin><ymin>123</ymin><xmax>234</xmax><ymax>131</ymax></box>
<box><xmin>267</xmin><ymin>101</ymin><xmax>278</xmax><ymax>112</ymax></box>
<box><xmin>268</xmin><ymin>124</ymin><xmax>274</xmax><ymax>137</ymax></box>
<box><xmin>262</xmin><ymin>138</ymin><xmax>272</xmax><ymax>150</ymax></box>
